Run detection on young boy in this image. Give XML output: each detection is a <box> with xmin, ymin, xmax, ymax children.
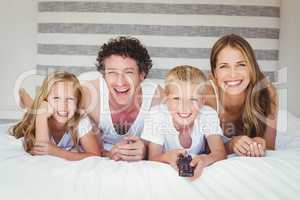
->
<box><xmin>142</xmin><ymin>65</ymin><xmax>226</xmax><ymax>180</ymax></box>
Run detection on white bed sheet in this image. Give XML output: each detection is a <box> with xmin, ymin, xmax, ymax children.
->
<box><xmin>0</xmin><ymin>121</ymin><xmax>300</xmax><ymax>200</ymax></box>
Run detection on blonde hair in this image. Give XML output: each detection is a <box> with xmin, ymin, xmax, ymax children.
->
<box><xmin>210</xmin><ymin>34</ymin><xmax>276</xmax><ymax>137</ymax></box>
<box><xmin>165</xmin><ymin>65</ymin><xmax>207</xmax><ymax>94</ymax></box>
<box><xmin>10</xmin><ymin>71</ymin><xmax>83</xmax><ymax>152</ymax></box>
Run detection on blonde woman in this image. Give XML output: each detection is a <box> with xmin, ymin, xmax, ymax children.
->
<box><xmin>206</xmin><ymin>34</ymin><xmax>278</xmax><ymax>157</ymax></box>
<box><xmin>11</xmin><ymin>71</ymin><xmax>101</xmax><ymax>160</ymax></box>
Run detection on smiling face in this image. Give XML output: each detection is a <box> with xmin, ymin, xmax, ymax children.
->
<box><xmin>214</xmin><ymin>46</ymin><xmax>251</xmax><ymax>95</ymax></box>
<box><xmin>166</xmin><ymin>81</ymin><xmax>203</xmax><ymax>129</ymax></box>
<box><xmin>47</xmin><ymin>81</ymin><xmax>77</xmax><ymax>124</ymax></box>
<box><xmin>103</xmin><ymin>54</ymin><xmax>145</xmax><ymax>108</ymax></box>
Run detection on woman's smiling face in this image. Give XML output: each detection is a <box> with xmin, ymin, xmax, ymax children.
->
<box><xmin>214</xmin><ymin>46</ymin><xmax>251</xmax><ymax>95</ymax></box>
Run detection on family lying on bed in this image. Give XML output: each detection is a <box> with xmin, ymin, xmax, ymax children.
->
<box><xmin>10</xmin><ymin>34</ymin><xmax>277</xmax><ymax>181</ymax></box>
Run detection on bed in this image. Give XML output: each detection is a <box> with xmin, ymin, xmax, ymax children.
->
<box><xmin>0</xmin><ymin>110</ymin><xmax>300</xmax><ymax>200</ymax></box>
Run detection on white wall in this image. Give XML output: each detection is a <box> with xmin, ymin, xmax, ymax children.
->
<box><xmin>0</xmin><ymin>0</ymin><xmax>36</xmax><ymax>119</ymax></box>
<box><xmin>0</xmin><ymin>0</ymin><xmax>299</xmax><ymax>119</ymax></box>
<box><xmin>279</xmin><ymin>0</ymin><xmax>300</xmax><ymax>117</ymax></box>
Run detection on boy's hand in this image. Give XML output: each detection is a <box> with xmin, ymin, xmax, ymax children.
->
<box><xmin>163</xmin><ymin>149</ymin><xmax>186</xmax><ymax>170</ymax></box>
<box><xmin>189</xmin><ymin>155</ymin><xmax>205</xmax><ymax>181</ymax></box>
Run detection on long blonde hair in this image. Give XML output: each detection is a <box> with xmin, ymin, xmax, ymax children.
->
<box><xmin>210</xmin><ymin>34</ymin><xmax>276</xmax><ymax>137</ymax></box>
<box><xmin>11</xmin><ymin>71</ymin><xmax>83</xmax><ymax>152</ymax></box>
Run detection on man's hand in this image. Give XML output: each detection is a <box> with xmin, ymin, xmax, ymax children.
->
<box><xmin>114</xmin><ymin>135</ymin><xmax>146</xmax><ymax>161</ymax></box>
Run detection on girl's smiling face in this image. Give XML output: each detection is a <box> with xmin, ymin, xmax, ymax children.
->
<box><xmin>214</xmin><ymin>46</ymin><xmax>251</xmax><ymax>95</ymax></box>
<box><xmin>47</xmin><ymin>81</ymin><xmax>77</xmax><ymax>124</ymax></box>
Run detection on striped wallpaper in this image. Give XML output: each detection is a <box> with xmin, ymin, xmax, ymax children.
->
<box><xmin>37</xmin><ymin>0</ymin><xmax>280</xmax><ymax>82</ymax></box>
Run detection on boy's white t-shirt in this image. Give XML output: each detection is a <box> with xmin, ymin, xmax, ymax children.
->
<box><xmin>52</xmin><ymin>116</ymin><xmax>92</xmax><ymax>151</ymax></box>
<box><xmin>141</xmin><ymin>105</ymin><xmax>223</xmax><ymax>155</ymax></box>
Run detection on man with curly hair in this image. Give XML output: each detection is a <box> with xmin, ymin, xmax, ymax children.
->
<box><xmin>81</xmin><ymin>36</ymin><xmax>164</xmax><ymax>161</ymax></box>
<box><xmin>19</xmin><ymin>36</ymin><xmax>164</xmax><ymax>161</ymax></box>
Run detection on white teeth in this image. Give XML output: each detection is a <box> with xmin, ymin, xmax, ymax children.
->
<box><xmin>178</xmin><ymin>113</ymin><xmax>191</xmax><ymax>118</ymax></box>
<box><xmin>57</xmin><ymin>111</ymin><xmax>68</xmax><ymax>117</ymax></box>
<box><xmin>225</xmin><ymin>80</ymin><xmax>242</xmax><ymax>86</ymax></box>
<box><xmin>115</xmin><ymin>88</ymin><xmax>129</xmax><ymax>93</ymax></box>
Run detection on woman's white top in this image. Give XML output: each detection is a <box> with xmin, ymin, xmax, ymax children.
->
<box><xmin>141</xmin><ymin>104</ymin><xmax>223</xmax><ymax>155</ymax></box>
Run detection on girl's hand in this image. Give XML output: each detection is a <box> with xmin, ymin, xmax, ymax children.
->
<box><xmin>231</xmin><ymin>135</ymin><xmax>252</xmax><ymax>156</ymax></box>
<box><xmin>31</xmin><ymin>142</ymin><xmax>59</xmax><ymax>156</ymax></box>
<box><xmin>38</xmin><ymin>101</ymin><xmax>54</xmax><ymax>118</ymax></box>
<box><xmin>189</xmin><ymin>155</ymin><xmax>205</xmax><ymax>181</ymax></box>
<box><xmin>163</xmin><ymin>149</ymin><xmax>186</xmax><ymax>170</ymax></box>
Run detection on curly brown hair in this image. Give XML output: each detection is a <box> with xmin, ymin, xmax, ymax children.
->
<box><xmin>96</xmin><ymin>36</ymin><xmax>152</xmax><ymax>78</ymax></box>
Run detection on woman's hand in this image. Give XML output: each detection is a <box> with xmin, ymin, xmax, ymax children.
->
<box><xmin>250</xmin><ymin>137</ymin><xmax>266</xmax><ymax>157</ymax></box>
<box><xmin>231</xmin><ymin>135</ymin><xmax>252</xmax><ymax>156</ymax></box>
<box><xmin>231</xmin><ymin>136</ymin><xmax>266</xmax><ymax>157</ymax></box>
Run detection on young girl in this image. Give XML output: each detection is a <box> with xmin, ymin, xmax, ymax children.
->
<box><xmin>206</xmin><ymin>34</ymin><xmax>278</xmax><ymax>157</ymax></box>
<box><xmin>142</xmin><ymin>65</ymin><xmax>226</xmax><ymax>180</ymax></box>
<box><xmin>11</xmin><ymin>71</ymin><xmax>102</xmax><ymax>160</ymax></box>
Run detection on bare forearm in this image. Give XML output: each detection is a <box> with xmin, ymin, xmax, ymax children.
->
<box><xmin>149</xmin><ymin>153</ymin><xmax>170</xmax><ymax>164</ymax></box>
<box><xmin>35</xmin><ymin>115</ymin><xmax>50</xmax><ymax>143</ymax></box>
<box><xmin>225</xmin><ymin>139</ymin><xmax>235</xmax><ymax>154</ymax></box>
<box><xmin>102</xmin><ymin>150</ymin><xmax>111</xmax><ymax>157</ymax></box>
<box><xmin>199</xmin><ymin>150</ymin><xmax>227</xmax><ymax>167</ymax></box>
<box><xmin>53</xmin><ymin>148</ymin><xmax>100</xmax><ymax>161</ymax></box>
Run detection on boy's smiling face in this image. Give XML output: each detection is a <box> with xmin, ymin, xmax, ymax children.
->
<box><xmin>166</xmin><ymin>81</ymin><xmax>204</xmax><ymax>129</ymax></box>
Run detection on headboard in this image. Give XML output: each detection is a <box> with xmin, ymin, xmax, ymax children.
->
<box><xmin>37</xmin><ymin>0</ymin><xmax>280</xmax><ymax>83</ymax></box>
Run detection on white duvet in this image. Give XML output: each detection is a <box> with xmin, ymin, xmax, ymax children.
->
<box><xmin>0</xmin><ymin>121</ymin><xmax>300</xmax><ymax>200</ymax></box>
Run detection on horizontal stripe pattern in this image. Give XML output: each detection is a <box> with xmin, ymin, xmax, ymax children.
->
<box><xmin>37</xmin><ymin>0</ymin><xmax>281</xmax><ymax>7</ymax></box>
<box><xmin>37</xmin><ymin>34</ymin><xmax>279</xmax><ymax>49</ymax></box>
<box><xmin>37</xmin><ymin>13</ymin><xmax>280</xmax><ymax>28</ymax></box>
<box><xmin>36</xmin><ymin>55</ymin><xmax>278</xmax><ymax>71</ymax></box>
<box><xmin>39</xmin><ymin>2</ymin><xmax>280</xmax><ymax>17</ymax></box>
<box><xmin>38</xmin><ymin>44</ymin><xmax>279</xmax><ymax>60</ymax></box>
<box><xmin>36</xmin><ymin>65</ymin><xmax>277</xmax><ymax>82</ymax></box>
<box><xmin>38</xmin><ymin>24</ymin><xmax>280</xmax><ymax>39</ymax></box>
<box><xmin>37</xmin><ymin>0</ymin><xmax>280</xmax><ymax>81</ymax></box>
